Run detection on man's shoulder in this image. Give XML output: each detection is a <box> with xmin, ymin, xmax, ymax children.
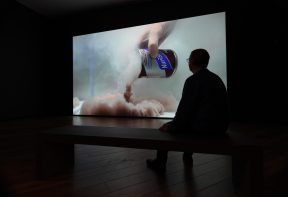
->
<box><xmin>185</xmin><ymin>75</ymin><xmax>195</xmax><ymax>83</ymax></box>
<box><xmin>185</xmin><ymin>69</ymin><xmax>222</xmax><ymax>84</ymax></box>
<box><xmin>203</xmin><ymin>69</ymin><xmax>222</xmax><ymax>81</ymax></box>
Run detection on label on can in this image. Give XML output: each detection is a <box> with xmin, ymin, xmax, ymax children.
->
<box><xmin>139</xmin><ymin>49</ymin><xmax>177</xmax><ymax>78</ymax></box>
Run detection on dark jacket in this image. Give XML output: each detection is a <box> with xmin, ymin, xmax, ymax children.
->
<box><xmin>170</xmin><ymin>68</ymin><xmax>229</xmax><ymax>134</ymax></box>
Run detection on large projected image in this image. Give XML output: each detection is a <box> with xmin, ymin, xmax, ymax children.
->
<box><xmin>73</xmin><ymin>12</ymin><xmax>227</xmax><ymax>118</ymax></box>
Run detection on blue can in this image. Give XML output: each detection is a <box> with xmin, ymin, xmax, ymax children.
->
<box><xmin>138</xmin><ymin>49</ymin><xmax>178</xmax><ymax>78</ymax></box>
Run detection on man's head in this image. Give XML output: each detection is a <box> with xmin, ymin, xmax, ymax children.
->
<box><xmin>188</xmin><ymin>49</ymin><xmax>210</xmax><ymax>73</ymax></box>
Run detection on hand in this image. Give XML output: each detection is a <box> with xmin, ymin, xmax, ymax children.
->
<box><xmin>159</xmin><ymin>121</ymin><xmax>172</xmax><ymax>132</ymax></box>
<box><xmin>123</xmin><ymin>84</ymin><xmax>133</xmax><ymax>103</ymax></box>
<box><xmin>138</xmin><ymin>21</ymin><xmax>176</xmax><ymax>58</ymax></box>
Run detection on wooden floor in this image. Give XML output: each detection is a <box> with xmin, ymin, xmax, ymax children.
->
<box><xmin>1</xmin><ymin>145</ymin><xmax>233</xmax><ymax>197</ymax></box>
<box><xmin>0</xmin><ymin>116</ymin><xmax>287</xmax><ymax>197</ymax></box>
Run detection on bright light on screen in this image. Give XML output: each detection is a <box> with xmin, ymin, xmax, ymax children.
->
<box><xmin>73</xmin><ymin>12</ymin><xmax>227</xmax><ymax>118</ymax></box>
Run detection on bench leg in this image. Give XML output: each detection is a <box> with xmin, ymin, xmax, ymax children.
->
<box><xmin>36</xmin><ymin>143</ymin><xmax>75</xmax><ymax>179</ymax></box>
<box><xmin>232</xmin><ymin>152</ymin><xmax>263</xmax><ymax>197</ymax></box>
<box><xmin>250</xmin><ymin>152</ymin><xmax>264</xmax><ymax>197</ymax></box>
<box><xmin>232</xmin><ymin>155</ymin><xmax>249</xmax><ymax>195</ymax></box>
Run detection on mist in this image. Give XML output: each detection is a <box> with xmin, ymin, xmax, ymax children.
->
<box><xmin>73</xmin><ymin>25</ymin><xmax>147</xmax><ymax>98</ymax></box>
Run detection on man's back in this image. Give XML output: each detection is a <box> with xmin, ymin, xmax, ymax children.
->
<box><xmin>147</xmin><ymin>49</ymin><xmax>228</xmax><ymax>171</ymax></box>
<box><xmin>173</xmin><ymin>68</ymin><xmax>228</xmax><ymax>134</ymax></box>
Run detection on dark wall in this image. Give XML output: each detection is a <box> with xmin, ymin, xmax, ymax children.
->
<box><xmin>226</xmin><ymin>2</ymin><xmax>288</xmax><ymax>122</ymax></box>
<box><xmin>0</xmin><ymin>2</ymin><xmax>71</xmax><ymax>120</ymax></box>
<box><xmin>2</xmin><ymin>1</ymin><xmax>287</xmax><ymax>122</ymax></box>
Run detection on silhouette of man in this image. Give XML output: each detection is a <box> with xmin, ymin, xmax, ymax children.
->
<box><xmin>147</xmin><ymin>48</ymin><xmax>229</xmax><ymax>171</ymax></box>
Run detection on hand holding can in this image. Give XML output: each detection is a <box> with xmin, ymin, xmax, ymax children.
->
<box><xmin>138</xmin><ymin>21</ymin><xmax>176</xmax><ymax>58</ymax></box>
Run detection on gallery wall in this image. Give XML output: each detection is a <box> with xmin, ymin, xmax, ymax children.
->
<box><xmin>0</xmin><ymin>1</ymin><xmax>71</xmax><ymax>120</ymax></box>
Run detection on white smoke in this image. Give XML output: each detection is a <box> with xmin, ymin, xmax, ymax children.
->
<box><xmin>87</xmin><ymin>25</ymin><xmax>147</xmax><ymax>92</ymax></box>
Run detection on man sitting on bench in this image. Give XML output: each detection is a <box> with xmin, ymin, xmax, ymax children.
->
<box><xmin>146</xmin><ymin>48</ymin><xmax>229</xmax><ymax>172</ymax></box>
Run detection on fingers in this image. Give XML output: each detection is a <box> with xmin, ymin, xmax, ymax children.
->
<box><xmin>159</xmin><ymin>125</ymin><xmax>166</xmax><ymax>132</ymax></box>
<box><xmin>159</xmin><ymin>123</ymin><xmax>169</xmax><ymax>132</ymax></box>
<box><xmin>138</xmin><ymin>31</ymin><xmax>159</xmax><ymax>58</ymax></box>
<box><xmin>138</xmin><ymin>22</ymin><xmax>175</xmax><ymax>58</ymax></box>
<box><xmin>123</xmin><ymin>84</ymin><xmax>133</xmax><ymax>102</ymax></box>
<box><xmin>138</xmin><ymin>32</ymin><xmax>149</xmax><ymax>49</ymax></box>
<box><xmin>148</xmin><ymin>23</ymin><xmax>164</xmax><ymax>58</ymax></box>
<box><xmin>148</xmin><ymin>36</ymin><xmax>159</xmax><ymax>58</ymax></box>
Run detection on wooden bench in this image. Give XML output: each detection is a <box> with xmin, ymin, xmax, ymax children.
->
<box><xmin>37</xmin><ymin>122</ymin><xmax>288</xmax><ymax>197</ymax></box>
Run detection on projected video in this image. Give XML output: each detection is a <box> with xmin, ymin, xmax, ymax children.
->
<box><xmin>73</xmin><ymin>12</ymin><xmax>227</xmax><ymax>118</ymax></box>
